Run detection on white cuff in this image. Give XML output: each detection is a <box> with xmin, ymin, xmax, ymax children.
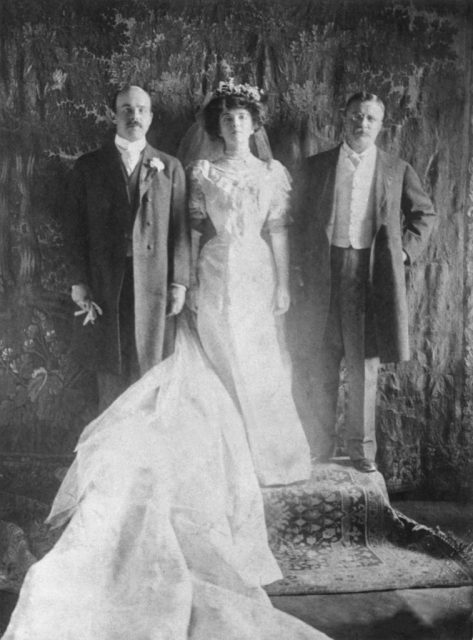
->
<box><xmin>171</xmin><ymin>283</ymin><xmax>187</xmax><ymax>291</ymax></box>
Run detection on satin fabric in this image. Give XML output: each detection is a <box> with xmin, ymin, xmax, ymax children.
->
<box><xmin>2</xmin><ymin>317</ymin><xmax>330</xmax><ymax>640</ymax></box>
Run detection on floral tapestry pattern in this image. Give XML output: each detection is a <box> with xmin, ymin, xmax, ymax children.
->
<box><xmin>0</xmin><ymin>0</ymin><xmax>470</xmax><ymax>499</ymax></box>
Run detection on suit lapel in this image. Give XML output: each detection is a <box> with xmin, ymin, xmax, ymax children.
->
<box><xmin>100</xmin><ymin>142</ymin><xmax>129</xmax><ymax>225</ymax></box>
<box><xmin>373</xmin><ymin>149</ymin><xmax>394</xmax><ymax>230</ymax></box>
<box><xmin>138</xmin><ymin>145</ymin><xmax>168</xmax><ymax>211</ymax></box>
<box><xmin>318</xmin><ymin>146</ymin><xmax>340</xmax><ymax>238</ymax></box>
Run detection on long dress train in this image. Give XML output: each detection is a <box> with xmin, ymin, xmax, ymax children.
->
<box><xmin>2</xmin><ymin>315</ymin><xmax>330</xmax><ymax>640</ymax></box>
<box><xmin>2</xmin><ymin>153</ymin><xmax>326</xmax><ymax>639</ymax></box>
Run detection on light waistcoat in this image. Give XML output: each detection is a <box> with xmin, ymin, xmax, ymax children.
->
<box><xmin>329</xmin><ymin>142</ymin><xmax>377</xmax><ymax>249</ymax></box>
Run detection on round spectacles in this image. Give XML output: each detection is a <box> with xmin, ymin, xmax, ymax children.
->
<box><xmin>347</xmin><ymin>113</ymin><xmax>381</xmax><ymax>124</ymax></box>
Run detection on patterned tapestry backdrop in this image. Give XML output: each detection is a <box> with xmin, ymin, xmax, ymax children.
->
<box><xmin>0</xmin><ymin>0</ymin><xmax>471</xmax><ymax>498</ymax></box>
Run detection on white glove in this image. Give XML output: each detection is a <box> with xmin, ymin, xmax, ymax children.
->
<box><xmin>71</xmin><ymin>284</ymin><xmax>103</xmax><ymax>326</ymax></box>
<box><xmin>167</xmin><ymin>284</ymin><xmax>186</xmax><ymax>317</ymax></box>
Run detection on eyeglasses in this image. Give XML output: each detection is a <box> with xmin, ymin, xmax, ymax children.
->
<box><xmin>347</xmin><ymin>113</ymin><xmax>382</xmax><ymax>124</ymax></box>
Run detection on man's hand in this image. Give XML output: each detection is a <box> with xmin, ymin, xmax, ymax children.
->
<box><xmin>167</xmin><ymin>285</ymin><xmax>186</xmax><ymax>317</ymax></box>
<box><xmin>71</xmin><ymin>284</ymin><xmax>103</xmax><ymax>326</ymax></box>
<box><xmin>71</xmin><ymin>283</ymin><xmax>92</xmax><ymax>306</ymax></box>
<box><xmin>273</xmin><ymin>284</ymin><xmax>291</xmax><ymax>316</ymax></box>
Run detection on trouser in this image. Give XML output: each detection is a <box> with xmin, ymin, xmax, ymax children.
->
<box><xmin>313</xmin><ymin>246</ymin><xmax>379</xmax><ymax>461</ymax></box>
<box><xmin>97</xmin><ymin>258</ymin><xmax>140</xmax><ymax>412</ymax></box>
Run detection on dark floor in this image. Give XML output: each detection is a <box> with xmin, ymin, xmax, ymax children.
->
<box><xmin>392</xmin><ymin>500</ymin><xmax>473</xmax><ymax>545</ymax></box>
<box><xmin>1</xmin><ymin>501</ymin><xmax>472</xmax><ymax>639</ymax></box>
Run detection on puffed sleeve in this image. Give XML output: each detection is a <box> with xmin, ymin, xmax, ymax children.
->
<box><xmin>187</xmin><ymin>160</ymin><xmax>209</xmax><ymax>233</ymax></box>
<box><xmin>263</xmin><ymin>160</ymin><xmax>293</xmax><ymax>233</ymax></box>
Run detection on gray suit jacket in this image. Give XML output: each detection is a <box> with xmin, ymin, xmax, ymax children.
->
<box><xmin>295</xmin><ymin>144</ymin><xmax>436</xmax><ymax>363</ymax></box>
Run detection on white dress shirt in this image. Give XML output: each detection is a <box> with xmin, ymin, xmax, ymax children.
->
<box><xmin>329</xmin><ymin>142</ymin><xmax>377</xmax><ymax>249</ymax></box>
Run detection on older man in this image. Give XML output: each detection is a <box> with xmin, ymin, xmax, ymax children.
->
<box><xmin>66</xmin><ymin>85</ymin><xmax>190</xmax><ymax>410</ymax></box>
<box><xmin>297</xmin><ymin>92</ymin><xmax>435</xmax><ymax>472</ymax></box>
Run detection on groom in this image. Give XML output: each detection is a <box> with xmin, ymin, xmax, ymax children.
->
<box><xmin>66</xmin><ymin>85</ymin><xmax>190</xmax><ymax>410</ymax></box>
<box><xmin>296</xmin><ymin>91</ymin><xmax>435</xmax><ymax>472</ymax></box>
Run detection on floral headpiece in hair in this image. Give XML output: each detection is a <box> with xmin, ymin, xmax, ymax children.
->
<box><xmin>213</xmin><ymin>79</ymin><xmax>262</xmax><ymax>103</ymax></box>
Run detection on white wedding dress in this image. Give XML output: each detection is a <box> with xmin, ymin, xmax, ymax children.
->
<box><xmin>188</xmin><ymin>157</ymin><xmax>311</xmax><ymax>485</ymax></box>
<box><xmin>2</xmin><ymin>156</ymin><xmax>330</xmax><ymax>639</ymax></box>
<box><xmin>3</xmin><ymin>316</ymin><xmax>329</xmax><ymax>640</ymax></box>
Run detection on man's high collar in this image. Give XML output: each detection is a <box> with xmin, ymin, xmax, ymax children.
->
<box><xmin>341</xmin><ymin>140</ymin><xmax>377</xmax><ymax>161</ymax></box>
<box><xmin>114</xmin><ymin>134</ymin><xmax>147</xmax><ymax>154</ymax></box>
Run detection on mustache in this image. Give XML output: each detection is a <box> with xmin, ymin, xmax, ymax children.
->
<box><xmin>127</xmin><ymin>121</ymin><xmax>142</xmax><ymax>127</ymax></box>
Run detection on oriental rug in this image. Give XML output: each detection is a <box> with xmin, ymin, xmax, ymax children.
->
<box><xmin>0</xmin><ymin>459</ymin><xmax>472</xmax><ymax>596</ymax></box>
<box><xmin>264</xmin><ymin>461</ymin><xmax>473</xmax><ymax>595</ymax></box>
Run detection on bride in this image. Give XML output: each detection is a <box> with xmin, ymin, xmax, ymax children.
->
<box><xmin>187</xmin><ymin>80</ymin><xmax>311</xmax><ymax>486</ymax></box>
<box><xmin>2</xmin><ymin>82</ymin><xmax>329</xmax><ymax>640</ymax></box>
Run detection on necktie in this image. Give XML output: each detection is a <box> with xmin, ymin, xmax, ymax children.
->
<box><xmin>349</xmin><ymin>153</ymin><xmax>360</xmax><ymax>169</ymax></box>
<box><xmin>119</xmin><ymin>147</ymin><xmax>140</xmax><ymax>175</ymax></box>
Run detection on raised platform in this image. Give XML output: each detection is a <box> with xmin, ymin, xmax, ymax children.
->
<box><xmin>263</xmin><ymin>460</ymin><xmax>473</xmax><ymax>595</ymax></box>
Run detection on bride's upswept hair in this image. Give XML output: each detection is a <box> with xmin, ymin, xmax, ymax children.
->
<box><xmin>203</xmin><ymin>94</ymin><xmax>266</xmax><ymax>140</ymax></box>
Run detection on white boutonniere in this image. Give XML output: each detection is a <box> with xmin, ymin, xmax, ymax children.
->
<box><xmin>148</xmin><ymin>157</ymin><xmax>165</xmax><ymax>172</ymax></box>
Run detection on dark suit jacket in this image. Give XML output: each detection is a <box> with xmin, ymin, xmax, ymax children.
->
<box><xmin>66</xmin><ymin>140</ymin><xmax>191</xmax><ymax>375</ymax></box>
<box><xmin>295</xmin><ymin>144</ymin><xmax>436</xmax><ymax>364</ymax></box>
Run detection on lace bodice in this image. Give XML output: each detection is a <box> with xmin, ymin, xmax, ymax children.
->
<box><xmin>187</xmin><ymin>157</ymin><xmax>292</xmax><ymax>239</ymax></box>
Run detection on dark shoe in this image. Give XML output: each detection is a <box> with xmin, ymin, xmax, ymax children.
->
<box><xmin>352</xmin><ymin>458</ymin><xmax>377</xmax><ymax>473</ymax></box>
